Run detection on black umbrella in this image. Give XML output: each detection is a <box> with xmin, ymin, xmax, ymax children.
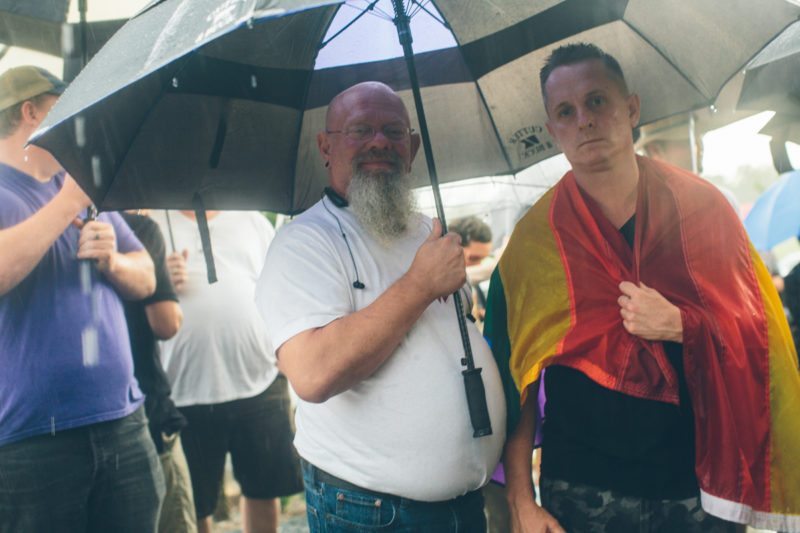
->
<box><xmin>737</xmin><ymin>19</ymin><xmax>800</xmax><ymax>115</ymax></box>
<box><xmin>761</xmin><ymin>112</ymin><xmax>800</xmax><ymax>146</ymax></box>
<box><xmin>0</xmin><ymin>0</ymin><xmax>69</xmax><ymax>57</ymax></box>
<box><xmin>30</xmin><ymin>0</ymin><xmax>800</xmax><ymax>436</ymax></box>
<box><xmin>734</xmin><ymin>20</ymin><xmax>800</xmax><ymax>174</ymax></box>
<box><xmin>759</xmin><ymin>112</ymin><xmax>800</xmax><ymax>174</ymax></box>
<box><xmin>30</xmin><ymin>0</ymin><xmax>800</xmax><ymax>213</ymax></box>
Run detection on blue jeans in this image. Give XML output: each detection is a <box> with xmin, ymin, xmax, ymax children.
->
<box><xmin>302</xmin><ymin>460</ymin><xmax>486</xmax><ymax>532</ymax></box>
<box><xmin>0</xmin><ymin>406</ymin><xmax>165</xmax><ymax>533</ymax></box>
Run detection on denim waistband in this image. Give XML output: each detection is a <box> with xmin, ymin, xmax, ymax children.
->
<box><xmin>301</xmin><ymin>459</ymin><xmax>482</xmax><ymax>507</ymax></box>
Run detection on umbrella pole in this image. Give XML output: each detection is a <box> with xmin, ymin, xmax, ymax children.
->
<box><xmin>688</xmin><ymin>113</ymin><xmax>698</xmax><ymax>175</ymax></box>
<box><xmin>770</xmin><ymin>134</ymin><xmax>794</xmax><ymax>174</ymax></box>
<box><xmin>78</xmin><ymin>0</ymin><xmax>89</xmax><ymax>67</ymax></box>
<box><xmin>164</xmin><ymin>210</ymin><xmax>177</xmax><ymax>253</ymax></box>
<box><xmin>390</xmin><ymin>0</ymin><xmax>492</xmax><ymax>438</ymax></box>
<box><xmin>80</xmin><ymin>205</ymin><xmax>100</xmax><ymax>367</ymax></box>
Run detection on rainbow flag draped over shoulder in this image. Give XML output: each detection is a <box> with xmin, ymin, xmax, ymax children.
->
<box><xmin>484</xmin><ymin>156</ymin><xmax>800</xmax><ymax>531</ymax></box>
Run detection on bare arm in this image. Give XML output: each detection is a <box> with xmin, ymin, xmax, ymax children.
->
<box><xmin>103</xmin><ymin>250</ymin><xmax>156</xmax><ymax>300</ymax></box>
<box><xmin>145</xmin><ymin>300</ymin><xmax>183</xmax><ymax>340</ymax></box>
<box><xmin>505</xmin><ymin>385</ymin><xmax>565</xmax><ymax>533</ymax></box>
<box><xmin>76</xmin><ymin>219</ymin><xmax>156</xmax><ymax>300</ymax></box>
<box><xmin>278</xmin><ymin>218</ymin><xmax>465</xmax><ymax>403</ymax></box>
<box><xmin>0</xmin><ymin>175</ymin><xmax>91</xmax><ymax>296</ymax></box>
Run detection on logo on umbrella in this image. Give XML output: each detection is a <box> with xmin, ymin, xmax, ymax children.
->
<box><xmin>509</xmin><ymin>125</ymin><xmax>554</xmax><ymax>161</ymax></box>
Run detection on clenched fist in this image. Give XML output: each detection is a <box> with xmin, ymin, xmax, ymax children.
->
<box><xmin>406</xmin><ymin>218</ymin><xmax>466</xmax><ymax>302</ymax></box>
<box><xmin>75</xmin><ymin>219</ymin><xmax>118</xmax><ymax>274</ymax></box>
<box><xmin>166</xmin><ymin>249</ymin><xmax>189</xmax><ymax>293</ymax></box>
<box><xmin>618</xmin><ymin>281</ymin><xmax>683</xmax><ymax>343</ymax></box>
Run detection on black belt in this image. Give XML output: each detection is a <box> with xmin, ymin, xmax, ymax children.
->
<box><xmin>302</xmin><ymin>459</ymin><xmax>482</xmax><ymax>507</ymax></box>
<box><xmin>302</xmin><ymin>459</ymin><xmax>389</xmax><ymax>496</ymax></box>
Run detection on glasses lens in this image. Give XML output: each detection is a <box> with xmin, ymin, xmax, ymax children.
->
<box><xmin>383</xmin><ymin>125</ymin><xmax>408</xmax><ymax>141</ymax></box>
<box><xmin>346</xmin><ymin>125</ymin><xmax>374</xmax><ymax>141</ymax></box>
<box><xmin>343</xmin><ymin>124</ymin><xmax>408</xmax><ymax>141</ymax></box>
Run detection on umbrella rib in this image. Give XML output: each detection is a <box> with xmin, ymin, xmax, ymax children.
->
<box><xmin>430</xmin><ymin>1</ymin><xmax>514</xmax><ymax>174</ymax></box>
<box><xmin>621</xmin><ymin>18</ymin><xmax>712</xmax><ymax>110</ymax></box>
<box><xmin>319</xmin><ymin>0</ymin><xmax>380</xmax><ymax>50</ymax></box>
<box><xmin>350</xmin><ymin>0</ymin><xmax>393</xmax><ymax>20</ymax></box>
<box><xmin>410</xmin><ymin>0</ymin><xmax>449</xmax><ymax>30</ymax></box>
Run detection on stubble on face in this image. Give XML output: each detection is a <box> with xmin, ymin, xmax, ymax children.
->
<box><xmin>347</xmin><ymin>150</ymin><xmax>416</xmax><ymax>245</ymax></box>
<box><xmin>543</xmin><ymin>61</ymin><xmax>638</xmax><ymax>171</ymax></box>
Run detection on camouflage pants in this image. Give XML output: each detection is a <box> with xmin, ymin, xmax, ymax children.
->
<box><xmin>540</xmin><ymin>477</ymin><xmax>742</xmax><ymax>533</ymax></box>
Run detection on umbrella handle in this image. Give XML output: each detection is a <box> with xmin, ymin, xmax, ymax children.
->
<box><xmin>79</xmin><ymin>204</ymin><xmax>99</xmax><ymax>367</ymax></box>
<box><xmin>463</xmin><ymin>368</ymin><xmax>493</xmax><ymax>437</ymax></box>
<box><xmin>390</xmin><ymin>0</ymin><xmax>492</xmax><ymax>438</ymax></box>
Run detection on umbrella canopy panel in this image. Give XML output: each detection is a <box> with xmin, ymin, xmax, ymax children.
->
<box><xmin>762</xmin><ymin>114</ymin><xmax>800</xmax><ymax>146</ymax></box>
<box><xmin>32</xmin><ymin>0</ymin><xmax>800</xmax><ymax>213</ymax></box>
<box><xmin>738</xmin><ymin>19</ymin><xmax>800</xmax><ymax>114</ymax></box>
<box><xmin>0</xmin><ymin>0</ymin><xmax>69</xmax><ymax>56</ymax></box>
<box><xmin>0</xmin><ymin>0</ymin><xmax>126</xmax><ymax>79</ymax></box>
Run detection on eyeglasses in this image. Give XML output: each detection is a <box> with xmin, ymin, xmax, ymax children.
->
<box><xmin>326</xmin><ymin>123</ymin><xmax>414</xmax><ymax>142</ymax></box>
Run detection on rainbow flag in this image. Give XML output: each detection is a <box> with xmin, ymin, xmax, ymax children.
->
<box><xmin>485</xmin><ymin>156</ymin><xmax>800</xmax><ymax>531</ymax></box>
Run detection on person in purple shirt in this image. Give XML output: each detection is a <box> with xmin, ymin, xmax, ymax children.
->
<box><xmin>0</xmin><ymin>66</ymin><xmax>164</xmax><ymax>532</ymax></box>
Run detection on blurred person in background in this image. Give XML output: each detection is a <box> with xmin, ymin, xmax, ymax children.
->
<box><xmin>121</xmin><ymin>209</ymin><xmax>196</xmax><ymax>533</ymax></box>
<box><xmin>450</xmin><ymin>216</ymin><xmax>494</xmax><ymax>270</ymax></box>
<box><xmin>636</xmin><ymin>114</ymin><xmax>702</xmax><ymax>173</ymax></box>
<box><xmin>151</xmin><ymin>209</ymin><xmax>302</xmax><ymax>533</ymax></box>
<box><xmin>776</xmin><ymin>248</ymin><xmax>800</xmax><ymax>365</ymax></box>
<box><xmin>450</xmin><ymin>216</ymin><xmax>494</xmax><ymax>323</ymax></box>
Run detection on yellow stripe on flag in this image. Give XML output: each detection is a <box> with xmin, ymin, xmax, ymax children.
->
<box><xmin>499</xmin><ymin>187</ymin><xmax>572</xmax><ymax>403</ymax></box>
<box><xmin>750</xmin><ymin>246</ymin><xmax>800</xmax><ymax>514</ymax></box>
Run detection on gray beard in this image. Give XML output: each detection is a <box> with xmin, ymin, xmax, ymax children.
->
<box><xmin>347</xmin><ymin>167</ymin><xmax>416</xmax><ymax>245</ymax></box>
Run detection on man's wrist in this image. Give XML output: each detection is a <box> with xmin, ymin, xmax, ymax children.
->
<box><xmin>505</xmin><ymin>479</ymin><xmax>536</xmax><ymax>506</ymax></box>
<box><xmin>399</xmin><ymin>270</ymin><xmax>435</xmax><ymax>303</ymax></box>
<box><xmin>670</xmin><ymin>304</ymin><xmax>684</xmax><ymax>343</ymax></box>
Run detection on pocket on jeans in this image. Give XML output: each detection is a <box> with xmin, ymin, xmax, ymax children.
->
<box><xmin>306</xmin><ymin>505</ymin><xmax>321</xmax><ymax>532</ymax></box>
<box><xmin>328</xmin><ymin>489</ymin><xmax>397</xmax><ymax>530</ymax></box>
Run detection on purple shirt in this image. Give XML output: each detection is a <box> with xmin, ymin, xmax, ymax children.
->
<box><xmin>0</xmin><ymin>164</ymin><xmax>144</xmax><ymax>446</ymax></box>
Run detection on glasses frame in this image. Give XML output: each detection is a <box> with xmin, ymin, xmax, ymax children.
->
<box><xmin>325</xmin><ymin>123</ymin><xmax>415</xmax><ymax>142</ymax></box>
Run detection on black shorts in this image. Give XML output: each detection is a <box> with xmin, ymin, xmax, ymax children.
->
<box><xmin>178</xmin><ymin>375</ymin><xmax>303</xmax><ymax>519</ymax></box>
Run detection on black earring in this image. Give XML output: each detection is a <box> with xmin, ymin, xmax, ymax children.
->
<box><xmin>325</xmin><ymin>161</ymin><xmax>330</xmax><ymax>168</ymax></box>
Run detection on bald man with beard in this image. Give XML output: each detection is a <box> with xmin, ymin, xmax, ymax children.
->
<box><xmin>255</xmin><ymin>82</ymin><xmax>506</xmax><ymax>532</ymax></box>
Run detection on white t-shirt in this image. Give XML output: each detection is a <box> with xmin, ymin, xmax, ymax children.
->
<box><xmin>151</xmin><ymin>211</ymin><xmax>278</xmax><ymax>407</ymax></box>
<box><xmin>255</xmin><ymin>198</ymin><xmax>506</xmax><ymax>502</ymax></box>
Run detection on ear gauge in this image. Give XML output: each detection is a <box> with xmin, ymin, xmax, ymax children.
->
<box><xmin>325</xmin><ymin>161</ymin><xmax>330</xmax><ymax>168</ymax></box>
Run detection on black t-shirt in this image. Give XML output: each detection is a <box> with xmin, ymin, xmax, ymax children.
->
<box><xmin>541</xmin><ymin>215</ymin><xmax>697</xmax><ymax>499</ymax></box>
<box><xmin>120</xmin><ymin>213</ymin><xmax>186</xmax><ymax>450</ymax></box>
